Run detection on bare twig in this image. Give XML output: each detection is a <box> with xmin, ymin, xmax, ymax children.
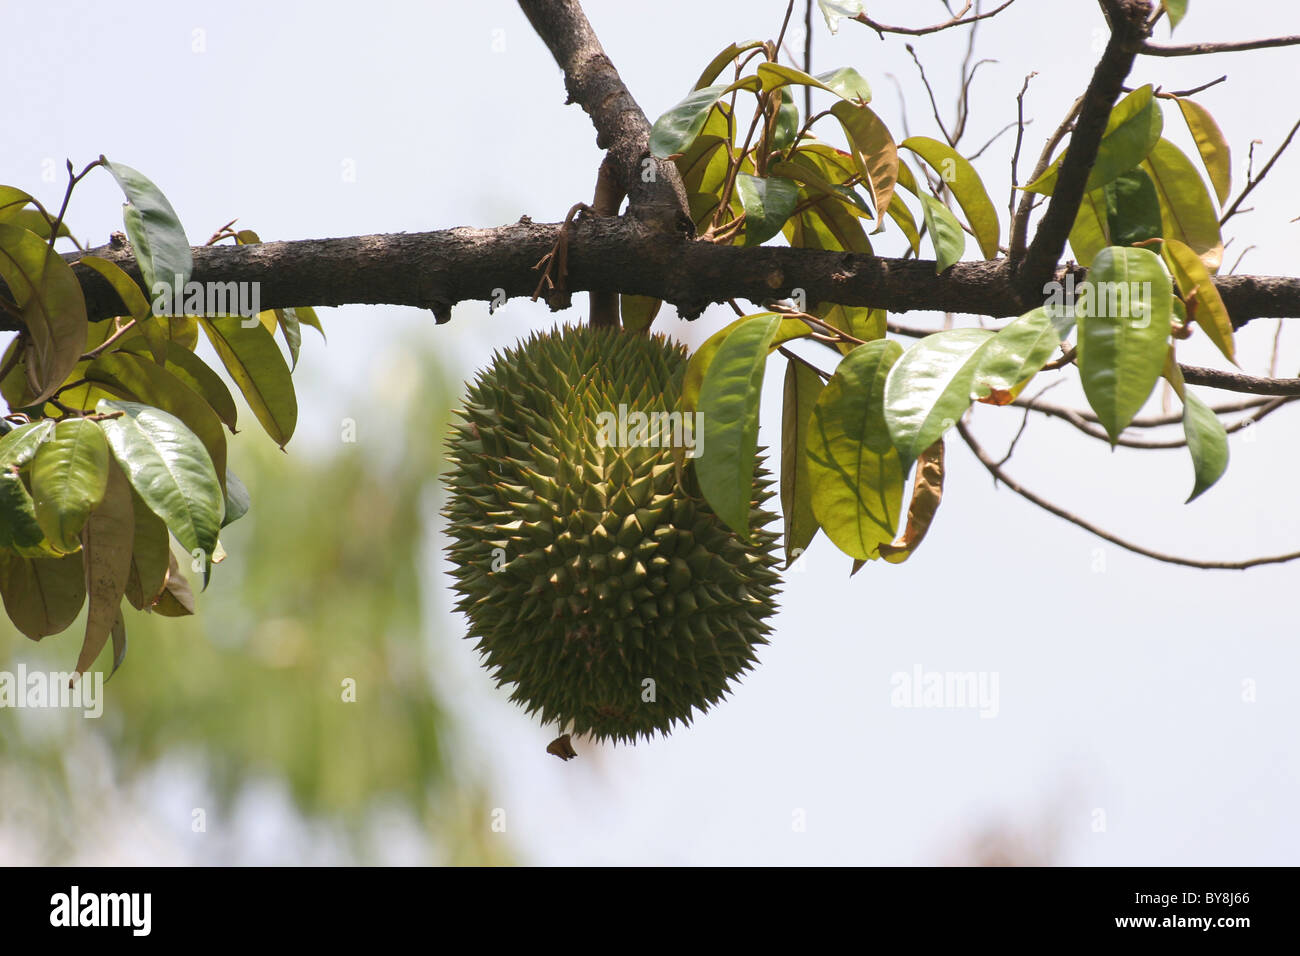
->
<box><xmin>957</xmin><ymin>418</ymin><xmax>1300</xmax><ymax>570</ymax></box>
<box><xmin>852</xmin><ymin>0</ymin><xmax>1018</xmax><ymax>38</ymax></box>
<box><xmin>1220</xmin><ymin>116</ymin><xmax>1300</xmax><ymax>226</ymax></box>
<box><xmin>1143</xmin><ymin>35</ymin><xmax>1300</xmax><ymax>57</ymax></box>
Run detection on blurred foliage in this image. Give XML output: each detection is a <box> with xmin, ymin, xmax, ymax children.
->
<box><xmin>0</xmin><ymin>335</ymin><xmax>510</xmax><ymax>864</ymax></box>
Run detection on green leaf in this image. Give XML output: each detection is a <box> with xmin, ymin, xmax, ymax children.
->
<box><xmin>620</xmin><ymin>295</ymin><xmax>662</xmax><ymax>333</ymax></box>
<box><xmin>885</xmin><ymin>194</ymin><xmax>922</xmax><ymax>254</ymax></box>
<box><xmin>199</xmin><ymin>317</ymin><xmax>297</xmax><ymax>448</ymax></box>
<box><xmin>1181</xmin><ymin>388</ymin><xmax>1228</xmax><ymax>502</ymax></box>
<box><xmin>85</xmin><ymin>350</ymin><xmax>229</xmax><ymax>488</ymax></box>
<box><xmin>815</xmin><ymin>302</ymin><xmax>886</xmax><ymax>354</ymax></box>
<box><xmin>756</xmin><ymin>63</ymin><xmax>871</xmax><ymax>103</ymax></box>
<box><xmin>1161</xmin><ymin>237</ymin><xmax>1235</xmax><ymax>365</ymax></box>
<box><xmin>222</xmin><ymin>468</ymin><xmax>251</xmax><ymax>528</ymax></box>
<box><xmin>784</xmin><ymin>188</ymin><xmax>873</xmax><ymax>253</ymax></box>
<box><xmin>117</xmin><ymin>337</ymin><xmax>239</xmax><ymax>432</ymax></box>
<box><xmin>0</xmin><ymin>550</ymin><xmax>85</xmax><ymax>640</ymax></box>
<box><xmin>103</xmin><ymin>159</ymin><xmax>192</xmax><ymax>301</ymax></box>
<box><xmin>77</xmin><ymin>458</ymin><xmax>134</xmax><ymax>675</ymax></box>
<box><xmin>290</xmin><ymin>305</ymin><xmax>325</xmax><ymax>341</ymax></box>
<box><xmin>1025</xmin><ymin>86</ymin><xmax>1163</xmax><ymax>195</ymax></box>
<box><xmin>736</xmin><ymin>173</ymin><xmax>800</xmax><ymax>246</ymax></box>
<box><xmin>0</xmin><ymin>222</ymin><xmax>88</xmax><ymax>404</ymax></box>
<box><xmin>917</xmin><ymin>193</ymin><xmax>966</xmax><ymax>273</ymax></box>
<box><xmin>1069</xmin><ymin>186</ymin><xmax>1111</xmax><ymax>267</ymax></box>
<box><xmin>884</xmin><ymin>328</ymin><xmax>995</xmax><ymax>470</ymax></box>
<box><xmin>0</xmin><ymin>418</ymin><xmax>54</xmax><ymax>471</ymax></box>
<box><xmin>971</xmin><ymin>307</ymin><xmax>1063</xmax><ymax>402</ymax></box>
<box><xmin>805</xmin><ymin>340</ymin><xmax>905</xmax><ymax>560</ymax></box>
<box><xmin>781</xmin><ymin>358</ymin><xmax>824</xmax><ymax>566</ymax></box>
<box><xmin>901</xmin><ymin>137</ymin><xmax>1001</xmax><ymax>258</ymax></box>
<box><xmin>682</xmin><ymin>313</ymin><xmax>808</xmax><ymax>413</ymax></box>
<box><xmin>772</xmin><ymin>90</ymin><xmax>800</xmax><ymax>152</ymax></box>
<box><xmin>1162</xmin><ymin>0</ymin><xmax>1188</xmax><ymax>30</ymax></box>
<box><xmin>0</xmin><ymin>469</ymin><xmax>44</xmax><ymax>551</ymax></box>
<box><xmin>95</xmin><ymin>399</ymin><xmax>224</xmax><ymax>566</ymax></box>
<box><xmin>30</xmin><ymin>418</ymin><xmax>111</xmax><ymax>553</ymax></box>
<box><xmin>1076</xmin><ymin>246</ymin><xmax>1174</xmax><ymax>441</ymax></box>
<box><xmin>817</xmin><ymin>0</ymin><xmax>866</xmax><ymax>34</ymax></box>
<box><xmin>124</xmin><ymin>486</ymin><xmax>170</xmax><ymax>610</ymax></box>
<box><xmin>829</xmin><ymin>101</ymin><xmax>898</xmax><ymax>228</ymax></box>
<box><xmin>1105</xmin><ymin>167</ymin><xmax>1163</xmax><ymax>247</ymax></box>
<box><xmin>695</xmin><ymin>313</ymin><xmax>782</xmax><ymax>537</ymax></box>
<box><xmin>1175</xmin><ymin>97</ymin><xmax>1231</xmax><ymax>206</ymax></box>
<box><xmin>693</xmin><ymin>40</ymin><xmax>764</xmax><ymax>90</ymax></box>
<box><xmin>1141</xmin><ymin>138</ymin><xmax>1223</xmax><ymax>273</ymax></box>
<box><xmin>650</xmin><ymin>84</ymin><xmax>732</xmax><ymax>158</ymax></box>
<box><xmin>74</xmin><ymin>254</ymin><xmax>165</xmax><ymax>364</ymax></box>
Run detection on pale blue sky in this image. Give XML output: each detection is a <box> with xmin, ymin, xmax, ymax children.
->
<box><xmin>3</xmin><ymin>0</ymin><xmax>1298</xmax><ymax>864</ymax></box>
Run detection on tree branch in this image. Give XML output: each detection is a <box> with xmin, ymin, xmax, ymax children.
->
<box><xmin>13</xmin><ymin>224</ymin><xmax>1300</xmax><ymax>335</ymax></box>
<box><xmin>852</xmin><ymin>0</ymin><xmax>1019</xmax><ymax>38</ymax></box>
<box><xmin>1016</xmin><ymin>0</ymin><xmax>1151</xmax><ymax>302</ymax></box>
<box><xmin>516</xmin><ymin>0</ymin><xmax>692</xmax><ymax>235</ymax></box>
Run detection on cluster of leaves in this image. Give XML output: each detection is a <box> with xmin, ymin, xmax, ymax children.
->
<box><xmin>0</xmin><ymin>158</ymin><xmax>320</xmax><ymax>675</ymax></box>
<box><xmin>650</xmin><ymin>33</ymin><xmax>1236</xmax><ymax>570</ymax></box>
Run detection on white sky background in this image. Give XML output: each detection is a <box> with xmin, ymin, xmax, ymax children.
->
<box><xmin>4</xmin><ymin>0</ymin><xmax>1299</xmax><ymax>864</ymax></box>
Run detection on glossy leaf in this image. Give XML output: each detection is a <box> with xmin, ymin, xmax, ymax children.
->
<box><xmin>693</xmin><ymin>40</ymin><xmax>764</xmax><ymax>90</ymax></box>
<box><xmin>30</xmin><ymin>418</ymin><xmax>111</xmax><ymax>553</ymax></box>
<box><xmin>1181</xmin><ymin>388</ymin><xmax>1228</xmax><ymax>502</ymax></box>
<box><xmin>650</xmin><ymin>84</ymin><xmax>732</xmax><ymax>158</ymax></box>
<box><xmin>756</xmin><ymin>63</ymin><xmax>871</xmax><ymax>103</ymax></box>
<box><xmin>1162</xmin><ymin>237</ymin><xmax>1235</xmax><ymax>365</ymax></box>
<box><xmin>1175</xmin><ymin>98</ymin><xmax>1231</xmax><ymax>205</ymax></box>
<box><xmin>85</xmin><ymin>350</ymin><xmax>229</xmax><ymax>488</ymax></box>
<box><xmin>884</xmin><ymin>328</ymin><xmax>995</xmax><ymax>470</ymax></box>
<box><xmin>735</xmin><ymin>173</ymin><xmax>800</xmax><ymax>246</ymax></box>
<box><xmin>806</xmin><ymin>340</ymin><xmax>904</xmax><ymax>560</ymax></box>
<box><xmin>0</xmin><ymin>418</ymin><xmax>54</xmax><ymax>470</ymax></box>
<box><xmin>0</xmin><ymin>222</ymin><xmax>88</xmax><ymax>404</ymax></box>
<box><xmin>816</xmin><ymin>302</ymin><xmax>885</xmax><ymax>354</ymax></box>
<box><xmin>682</xmin><ymin>313</ymin><xmax>810</xmax><ymax>412</ymax></box>
<box><xmin>77</xmin><ymin>458</ymin><xmax>134</xmax><ymax>675</ymax></box>
<box><xmin>103</xmin><ymin>159</ymin><xmax>192</xmax><ymax>300</ymax></box>
<box><xmin>1069</xmin><ymin>186</ymin><xmax>1111</xmax><ymax>267</ymax></box>
<box><xmin>118</xmin><ymin>336</ymin><xmax>239</xmax><ymax>432</ymax></box>
<box><xmin>971</xmin><ymin>307</ymin><xmax>1063</xmax><ymax>402</ymax></box>
<box><xmin>829</xmin><ymin>101</ymin><xmax>897</xmax><ymax>226</ymax></box>
<box><xmin>917</xmin><ymin>193</ymin><xmax>966</xmax><ymax>273</ymax></box>
<box><xmin>1141</xmin><ymin>138</ymin><xmax>1223</xmax><ymax>273</ymax></box>
<box><xmin>901</xmin><ymin>137</ymin><xmax>1000</xmax><ymax>258</ymax></box>
<box><xmin>1076</xmin><ymin>246</ymin><xmax>1174</xmax><ymax>441</ymax></box>
<box><xmin>96</xmin><ymin>399</ymin><xmax>224</xmax><ymax>566</ymax></box>
<box><xmin>695</xmin><ymin>313</ymin><xmax>783</xmax><ymax>537</ymax></box>
<box><xmin>1105</xmin><ymin>167</ymin><xmax>1163</xmax><ymax>247</ymax></box>
<box><xmin>781</xmin><ymin>358</ymin><xmax>824</xmax><ymax>566</ymax></box>
<box><xmin>200</xmin><ymin>317</ymin><xmax>297</xmax><ymax>448</ymax></box>
<box><xmin>1026</xmin><ymin>86</ymin><xmax>1163</xmax><ymax>195</ymax></box>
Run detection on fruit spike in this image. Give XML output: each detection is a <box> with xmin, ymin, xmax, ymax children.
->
<box><xmin>442</xmin><ymin>324</ymin><xmax>781</xmax><ymax>743</ymax></box>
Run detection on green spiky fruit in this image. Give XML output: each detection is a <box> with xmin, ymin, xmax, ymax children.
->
<box><xmin>443</xmin><ymin>325</ymin><xmax>781</xmax><ymax>743</ymax></box>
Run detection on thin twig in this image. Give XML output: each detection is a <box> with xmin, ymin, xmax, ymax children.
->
<box><xmin>957</xmin><ymin>419</ymin><xmax>1300</xmax><ymax>570</ymax></box>
<box><xmin>1220</xmin><ymin>116</ymin><xmax>1300</xmax><ymax>226</ymax></box>
<box><xmin>1143</xmin><ymin>35</ymin><xmax>1300</xmax><ymax>57</ymax></box>
<box><xmin>852</xmin><ymin>0</ymin><xmax>1018</xmax><ymax>38</ymax></box>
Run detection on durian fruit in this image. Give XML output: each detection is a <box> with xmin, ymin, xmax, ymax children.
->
<box><xmin>443</xmin><ymin>325</ymin><xmax>781</xmax><ymax>743</ymax></box>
